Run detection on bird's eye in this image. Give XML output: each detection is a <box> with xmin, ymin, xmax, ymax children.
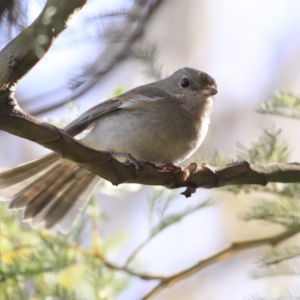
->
<box><xmin>180</xmin><ymin>78</ymin><xmax>190</xmax><ymax>88</ymax></box>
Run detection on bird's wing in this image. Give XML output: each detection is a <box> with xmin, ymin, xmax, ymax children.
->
<box><xmin>64</xmin><ymin>98</ymin><xmax>123</xmax><ymax>136</ymax></box>
<box><xmin>64</xmin><ymin>86</ymin><xmax>169</xmax><ymax>136</ymax></box>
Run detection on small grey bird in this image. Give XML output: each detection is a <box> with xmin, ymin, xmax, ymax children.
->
<box><xmin>0</xmin><ymin>67</ymin><xmax>217</xmax><ymax>232</ymax></box>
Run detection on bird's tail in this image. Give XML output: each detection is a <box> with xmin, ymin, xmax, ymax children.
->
<box><xmin>0</xmin><ymin>154</ymin><xmax>99</xmax><ymax>232</ymax></box>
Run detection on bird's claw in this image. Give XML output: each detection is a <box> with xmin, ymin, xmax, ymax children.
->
<box><xmin>111</xmin><ymin>152</ymin><xmax>143</xmax><ymax>171</ymax></box>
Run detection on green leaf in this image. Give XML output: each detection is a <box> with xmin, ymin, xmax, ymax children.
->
<box><xmin>258</xmin><ymin>91</ymin><xmax>300</xmax><ymax>120</ymax></box>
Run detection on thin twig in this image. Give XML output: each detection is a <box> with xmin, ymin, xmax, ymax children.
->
<box><xmin>28</xmin><ymin>0</ymin><xmax>164</xmax><ymax>116</ymax></box>
<box><xmin>66</xmin><ymin>228</ymin><xmax>298</xmax><ymax>296</ymax></box>
<box><xmin>123</xmin><ymin>236</ymin><xmax>153</xmax><ymax>268</ymax></box>
<box><xmin>94</xmin><ymin>251</ymin><xmax>166</xmax><ymax>281</ymax></box>
<box><xmin>141</xmin><ymin>229</ymin><xmax>298</xmax><ymax>299</ymax></box>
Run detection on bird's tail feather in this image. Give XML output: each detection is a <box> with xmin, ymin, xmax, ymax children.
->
<box><xmin>0</xmin><ymin>153</ymin><xmax>59</xmax><ymax>188</ymax></box>
<box><xmin>0</xmin><ymin>154</ymin><xmax>99</xmax><ymax>232</ymax></box>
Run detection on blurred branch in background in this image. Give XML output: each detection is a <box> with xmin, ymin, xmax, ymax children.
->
<box><xmin>25</xmin><ymin>0</ymin><xmax>164</xmax><ymax>116</ymax></box>
<box><xmin>124</xmin><ymin>191</ymin><xmax>215</xmax><ymax>268</ymax></box>
<box><xmin>0</xmin><ymin>0</ymin><xmax>28</xmax><ymax>34</ymax></box>
<box><xmin>142</xmin><ymin>230</ymin><xmax>298</xmax><ymax>300</ymax></box>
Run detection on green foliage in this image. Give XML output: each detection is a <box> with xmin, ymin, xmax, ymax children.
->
<box><xmin>237</xmin><ymin>89</ymin><xmax>300</xmax><ymax>298</ymax></box>
<box><xmin>147</xmin><ymin>188</ymin><xmax>214</xmax><ymax>237</ymax></box>
<box><xmin>258</xmin><ymin>91</ymin><xmax>300</xmax><ymax>120</ymax></box>
<box><xmin>241</xmin><ymin>197</ymin><xmax>300</xmax><ymax>229</ymax></box>
<box><xmin>277</xmin><ymin>183</ymin><xmax>300</xmax><ymax>199</ymax></box>
<box><xmin>250</xmin><ymin>246</ymin><xmax>300</xmax><ymax>279</ymax></box>
<box><xmin>219</xmin><ymin>125</ymin><xmax>291</xmax><ymax>194</ymax></box>
<box><xmin>108</xmin><ymin>85</ymin><xmax>125</xmax><ymax>98</ymax></box>
<box><xmin>251</xmin><ymin>262</ymin><xmax>300</xmax><ymax>278</ymax></box>
<box><xmin>236</xmin><ymin>126</ymin><xmax>290</xmax><ymax>164</ymax></box>
<box><xmin>0</xmin><ymin>202</ymin><xmax>129</xmax><ymax>300</ymax></box>
<box><xmin>257</xmin><ymin>246</ymin><xmax>300</xmax><ymax>267</ymax></box>
<box><xmin>209</xmin><ymin>150</ymin><xmax>235</xmax><ymax>167</ymax></box>
<box><xmin>246</xmin><ymin>287</ymin><xmax>300</xmax><ymax>300</ymax></box>
<box><xmin>236</xmin><ymin>126</ymin><xmax>300</xmax><ymax>283</ymax></box>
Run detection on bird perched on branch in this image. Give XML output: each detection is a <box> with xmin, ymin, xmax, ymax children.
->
<box><xmin>0</xmin><ymin>67</ymin><xmax>217</xmax><ymax>232</ymax></box>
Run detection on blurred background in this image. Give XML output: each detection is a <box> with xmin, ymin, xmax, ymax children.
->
<box><xmin>1</xmin><ymin>0</ymin><xmax>300</xmax><ymax>299</ymax></box>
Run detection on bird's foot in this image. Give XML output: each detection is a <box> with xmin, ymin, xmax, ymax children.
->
<box><xmin>111</xmin><ymin>152</ymin><xmax>143</xmax><ymax>171</ymax></box>
<box><xmin>156</xmin><ymin>163</ymin><xmax>183</xmax><ymax>172</ymax></box>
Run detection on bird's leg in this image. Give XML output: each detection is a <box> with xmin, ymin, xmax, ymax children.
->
<box><xmin>111</xmin><ymin>152</ymin><xmax>142</xmax><ymax>170</ymax></box>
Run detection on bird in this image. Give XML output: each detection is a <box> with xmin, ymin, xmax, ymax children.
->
<box><xmin>0</xmin><ymin>67</ymin><xmax>217</xmax><ymax>232</ymax></box>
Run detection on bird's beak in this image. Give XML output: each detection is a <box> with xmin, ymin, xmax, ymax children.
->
<box><xmin>200</xmin><ymin>87</ymin><xmax>218</xmax><ymax>96</ymax></box>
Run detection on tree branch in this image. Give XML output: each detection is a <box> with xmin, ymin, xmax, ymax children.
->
<box><xmin>141</xmin><ymin>229</ymin><xmax>298</xmax><ymax>299</ymax></box>
<box><xmin>73</xmin><ymin>225</ymin><xmax>298</xmax><ymax>299</ymax></box>
<box><xmin>0</xmin><ymin>113</ymin><xmax>300</xmax><ymax>192</ymax></box>
<box><xmin>27</xmin><ymin>0</ymin><xmax>164</xmax><ymax>116</ymax></box>
<box><xmin>0</xmin><ymin>0</ymin><xmax>87</xmax><ymax>91</ymax></box>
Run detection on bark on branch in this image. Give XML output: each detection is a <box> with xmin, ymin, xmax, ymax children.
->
<box><xmin>0</xmin><ymin>113</ymin><xmax>300</xmax><ymax>194</ymax></box>
<box><xmin>141</xmin><ymin>229</ymin><xmax>298</xmax><ymax>299</ymax></box>
<box><xmin>0</xmin><ymin>0</ymin><xmax>87</xmax><ymax>91</ymax></box>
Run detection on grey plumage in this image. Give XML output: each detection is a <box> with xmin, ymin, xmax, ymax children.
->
<box><xmin>0</xmin><ymin>153</ymin><xmax>59</xmax><ymax>188</ymax></box>
<box><xmin>0</xmin><ymin>67</ymin><xmax>217</xmax><ymax>232</ymax></box>
<box><xmin>0</xmin><ymin>155</ymin><xmax>99</xmax><ymax>232</ymax></box>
